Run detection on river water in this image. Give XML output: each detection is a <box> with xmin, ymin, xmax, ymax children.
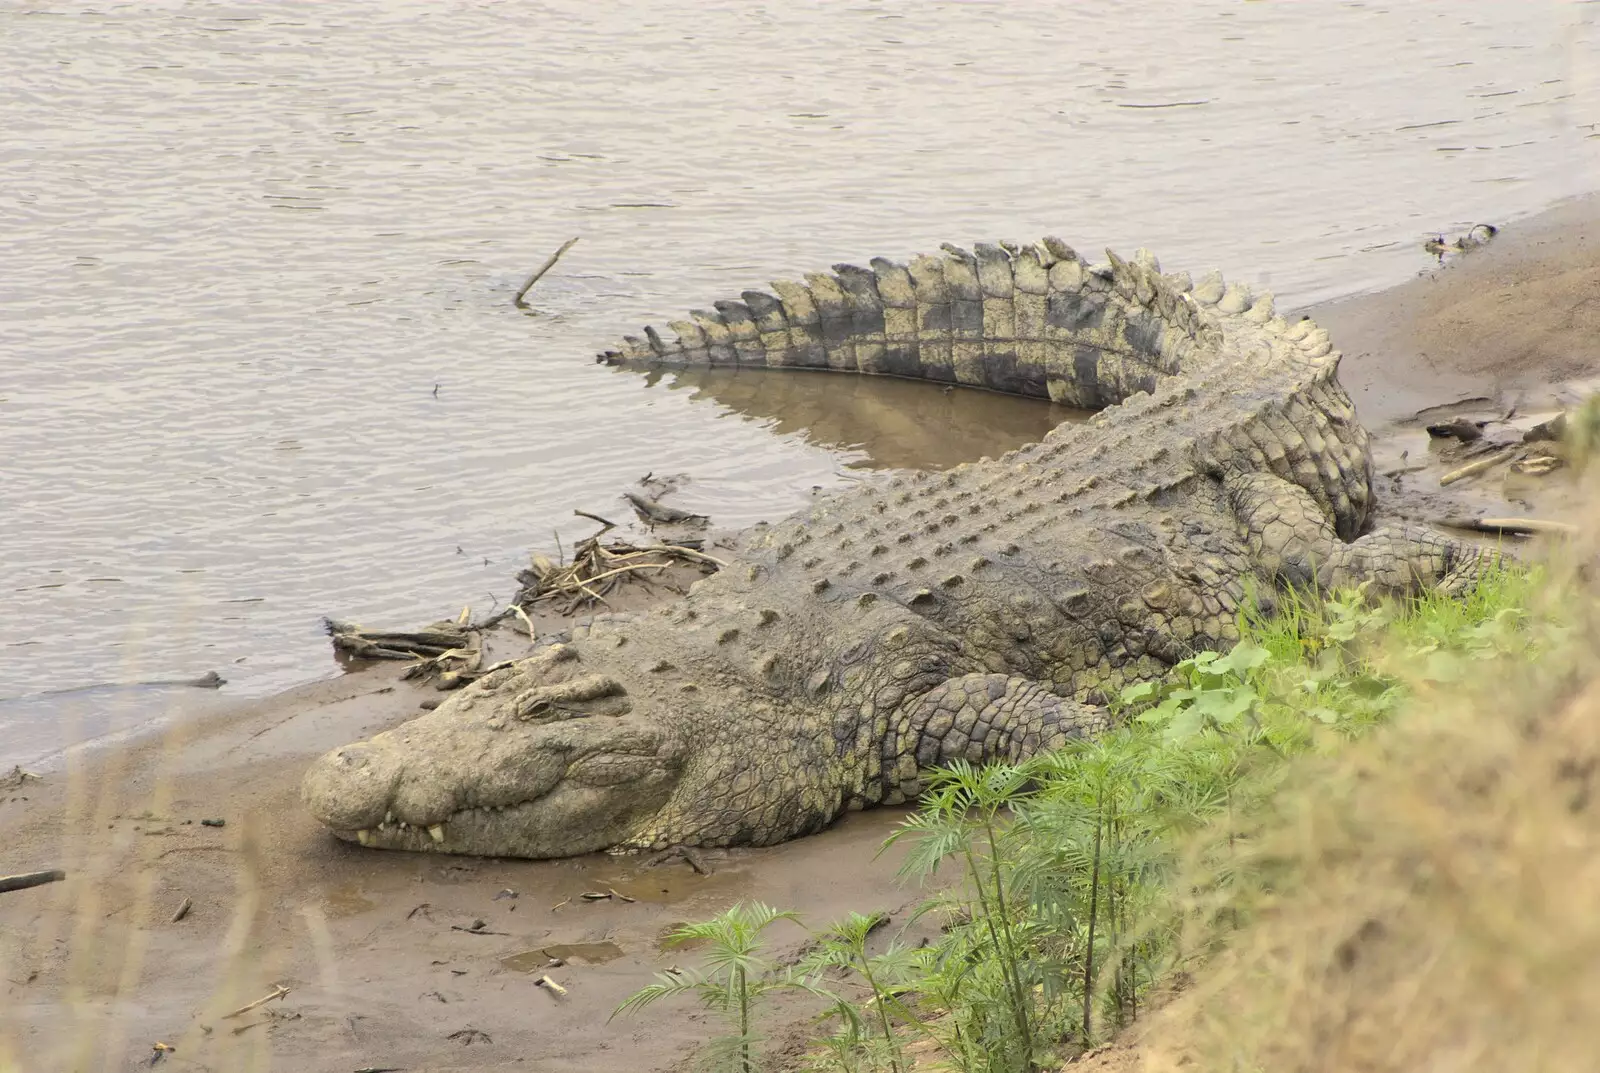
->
<box><xmin>4</xmin><ymin>1</ymin><xmax>1599</xmax><ymax>763</ymax></box>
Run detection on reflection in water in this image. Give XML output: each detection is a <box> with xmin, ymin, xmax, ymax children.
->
<box><xmin>651</xmin><ymin>367</ymin><xmax>1085</xmax><ymax>473</ymax></box>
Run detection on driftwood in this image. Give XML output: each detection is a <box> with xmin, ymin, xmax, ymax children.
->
<box><xmin>223</xmin><ymin>984</ymin><xmax>290</xmax><ymax>1019</ymax></box>
<box><xmin>1439</xmin><ymin>448</ymin><xmax>1521</xmax><ymax>487</ymax></box>
<box><xmin>513</xmin><ymin>236</ymin><xmax>579</xmax><ymax>308</ymax></box>
<box><xmin>1437</xmin><ymin>516</ymin><xmax>1578</xmax><ymax>537</ymax></box>
<box><xmin>512</xmin><ymin>524</ymin><xmax>723</xmax><ymax>616</ymax></box>
<box><xmin>325</xmin><ymin>619</ymin><xmax>473</xmax><ymax>660</ymax></box>
<box><xmin>325</xmin><ymin>617</ymin><xmax>487</xmax><ymax>689</ymax></box>
<box><xmin>0</xmin><ymin>869</ymin><xmax>65</xmax><ymax>895</ymax></box>
<box><xmin>1512</xmin><ymin>454</ymin><xmax>1564</xmax><ymax>476</ymax></box>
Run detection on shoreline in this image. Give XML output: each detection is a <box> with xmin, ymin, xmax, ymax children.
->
<box><xmin>8</xmin><ymin>191</ymin><xmax>1600</xmax><ymax>774</ymax></box>
<box><xmin>4</xmin><ymin>198</ymin><xmax>1599</xmax><ymax>1071</ymax></box>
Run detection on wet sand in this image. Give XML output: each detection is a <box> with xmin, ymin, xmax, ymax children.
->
<box><xmin>1318</xmin><ymin>195</ymin><xmax>1600</xmax><ymax>426</ymax></box>
<box><xmin>4</xmin><ymin>199</ymin><xmax>1599</xmax><ymax>1073</ymax></box>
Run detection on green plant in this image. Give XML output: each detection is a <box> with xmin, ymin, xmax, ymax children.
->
<box><xmin>613</xmin><ymin>901</ymin><xmax>804</xmax><ymax>1073</ymax></box>
<box><xmin>888</xmin><ymin>760</ymin><xmax>1043</xmax><ymax>1071</ymax></box>
<box><xmin>866</xmin><ymin>566</ymin><xmax>1548</xmax><ymax>1071</ymax></box>
<box><xmin>797</xmin><ymin>912</ymin><xmax>925</xmax><ymax>1073</ymax></box>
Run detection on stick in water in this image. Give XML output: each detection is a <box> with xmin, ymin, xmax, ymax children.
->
<box><xmin>514</xmin><ymin>236</ymin><xmax>579</xmax><ymax>308</ymax></box>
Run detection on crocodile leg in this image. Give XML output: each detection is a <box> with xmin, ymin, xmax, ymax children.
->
<box><xmin>872</xmin><ymin>673</ymin><xmax>1111</xmax><ymax>804</ymax></box>
<box><xmin>1223</xmin><ymin>471</ymin><xmax>1497</xmax><ymax>596</ymax></box>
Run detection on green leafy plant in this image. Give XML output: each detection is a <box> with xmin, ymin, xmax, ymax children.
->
<box><xmin>887</xmin><ymin>760</ymin><xmax>1044</xmax><ymax>1072</ymax></box>
<box><xmin>614</xmin><ymin>901</ymin><xmax>805</xmax><ymax>1073</ymax></box>
<box><xmin>797</xmin><ymin>912</ymin><xmax>927</xmax><ymax>1073</ymax></box>
<box><xmin>870</xmin><ymin>566</ymin><xmax>1547</xmax><ymax>1071</ymax></box>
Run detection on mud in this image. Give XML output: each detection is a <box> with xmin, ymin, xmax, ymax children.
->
<box><xmin>3</xmin><ymin>199</ymin><xmax>1599</xmax><ymax>1072</ymax></box>
<box><xmin>0</xmin><ymin>663</ymin><xmax>933</xmax><ymax>1073</ymax></box>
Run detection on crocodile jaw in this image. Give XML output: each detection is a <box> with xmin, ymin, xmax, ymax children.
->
<box><xmin>300</xmin><ymin>708</ymin><xmax>685</xmax><ymax>858</ymax></box>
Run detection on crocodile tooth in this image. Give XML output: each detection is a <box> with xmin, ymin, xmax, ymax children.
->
<box><xmin>429</xmin><ymin>824</ymin><xmax>446</xmax><ymax>843</ymax></box>
<box><xmin>356</xmin><ymin>829</ymin><xmax>372</xmax><ymax>846</ymax></box>
<box><xmin>385</xmin><ymin>810</ymin><xmax>394</xmax><ymax>825</ymax></box>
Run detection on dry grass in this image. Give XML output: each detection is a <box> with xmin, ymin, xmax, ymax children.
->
<box><xmin>1142</xmin><ymin>483</ymin><xmax>1600</xmax><ymax>1071</ymax></box>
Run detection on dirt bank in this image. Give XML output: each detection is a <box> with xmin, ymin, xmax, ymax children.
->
<box><xmin>4</xmin><ymin>199</ymin><xmax>1599</xmax><ymax>1073</ymax></box>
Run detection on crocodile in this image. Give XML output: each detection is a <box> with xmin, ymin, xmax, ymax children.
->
<box><xmin>302</xmin><ymin>239</ymin><xmax>1492</xmax><ymax>858</ymax></box>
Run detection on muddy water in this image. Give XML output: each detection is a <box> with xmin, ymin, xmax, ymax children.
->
<box><xmin>4</xmin><ymin>2</ymin><xmax>1600</xmax><ymax>761</ymax></box>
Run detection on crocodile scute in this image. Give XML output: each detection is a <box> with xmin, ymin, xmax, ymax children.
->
<box><xmin>302</xmin><ymin>239</ymin><xmax>1494</xmax><ymax>858</ymax></box>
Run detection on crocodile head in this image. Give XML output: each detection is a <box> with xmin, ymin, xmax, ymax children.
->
<box><xmin>301</xmin><ymin>657</ymin><xmax>687</xmax><ymax>857</ymax></box>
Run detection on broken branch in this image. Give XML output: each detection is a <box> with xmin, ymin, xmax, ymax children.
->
<box><xmin>223</xmin><ymin>984</ymin><xmax>290</xmax><ymax>1019</ymax></box>
<box><xmin>573</xmin><ymin>509</ymin><xmax>619</xmax><ymax>531</ymax></box>
<box><xmin>1439</xmin><ymin>448</ymin><xmax>1519</xmax><ymax>486</ymax></box>
<box><xmin>0</xmin><ymin>869</ymin><xmax>65</xmax><ymax>895</ymax></box>
<box><xmin>514</xmin><ymin>236</ymin><xmax>579</xmax><ymax>308</ymax></box>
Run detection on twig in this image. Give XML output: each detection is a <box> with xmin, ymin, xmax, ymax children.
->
<box><xmin>511</xmin><ymin>604</ymin><xmax>537</xmax><ymax>641</ymax></box>
<box><xmin>513</xmin><ymin>236</ymin><xmax>579</xmax><ymax>308</ymax></box>
<box><xmin>531</xmin><ymin>561</ymin><xmax>671</xmax><ymax>595</ymax></box>
<box><xmin>1478</xmin><ymin>517</ymin><xmax>1577</xmax><ymax>536</ymax></box>
<box><xmin>223</xmin><ymin>984</ymin><xmax>290</xmax><ymax>1019</ymax></box>
<box><xmin>0</xmin><ymin>869</ymin><xmax>65</xmax><ymax>895</ymax></box>
<box><xmin>1439</xmin><ymin>448</ymin><xmax>1519</xmax><ymax>486</ymax></box>
<box><xmin>571</xmin><ymin>578</ymin><xmax>611</xmax><ymax>607</ymax></box>
<box><xmin>572</xmin><ymin>509</ymin><xmax>619</xmax><ymax>531</ymax></box>
<box><xmin>652</xmin><ymin>544</ymin><xmax>728</xmax><ymax>568</ymax></box>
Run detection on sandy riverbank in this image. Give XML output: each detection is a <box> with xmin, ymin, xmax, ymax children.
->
<box><xmin>4</xmin><ymin>200</ymin><xmax>1599</xmax><ymax>1073</ymax></box>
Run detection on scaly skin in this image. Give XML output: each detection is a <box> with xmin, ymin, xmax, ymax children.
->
<box><xmin>302</xmin><ymin>240</ymin><xmax>1493</xmax><ymax>858</ymax></box>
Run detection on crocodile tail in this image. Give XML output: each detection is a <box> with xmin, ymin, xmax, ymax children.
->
<box><xmin>595</xmin><ymin>240</ymin><xmax>1213</xmax><ymax>407</ymax></box>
